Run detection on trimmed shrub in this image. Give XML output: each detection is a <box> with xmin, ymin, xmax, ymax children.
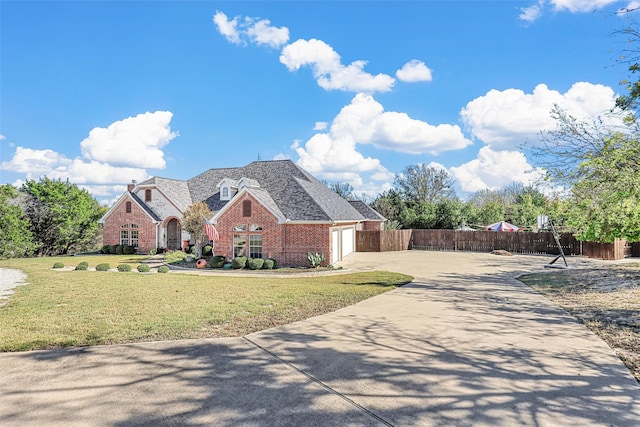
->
<box><xmin>75</xmin><ymin>261</ymin><xmax>89</xmax><ymax>271</ymax></box>
<box><xmin>185</xmin><ymin>244</ymin><xmax>195</xmax><ymax>255</ymax></box>
<box><xmin>231</xmin><ymin>256</ymin><xmax>247</xmax><ymax>269</ymax></box>
<box><xmin>53</xmin><ymin>262</ymin><xmax>65</xmax><ymax>269</ymax></box>
<box><xmin>263</xmin><ymin>259</ymin><xmax>276</xmax><ymax>270</ymax></box>
<box><xmin>137</xmin><ymin>264</ymin><xmax>150</xmax><ymax>273</ymax></box>
<box><xmin>209</xmin><ymin>255</ymin><xmax>226</xmax><ymax>268</ymax></box>
<box><xmin>202</xmin><ymin>245</ymin><xmax>213</xmax><ymax>257</ymax></box>
<box><xmin>108</xmin><ymin>245</ymin><xmax>117</xmax><ymax>254</ymax></box>
<box><xmin>247</xmin><ymin>258</ymin><xmax>264</xmax><ymax>270</ymax></box>
<box><xmin>95</xmin><ymin>263</ymin><xmax>110</xmax><ymax>271</ymax></box>
<box><xmin>117</xmin><ymin>264</ymin><xmax>132</xmax><ymax>272</ymax></box>
<box><xmin>157</xmin><ymin>265</ymin><xmax>170</xmax><ymax>273</ymax></box>
<box><xmin>101</xmin><ymin>245</ymin><xmax>111</xmax><ymax>254</ymax></box>
<box><xmin>123</xmin><ymin>245</ymin><xmax>135</xmax><ymax>255</ymax></box>
<box><xmin>115</xmin><ymin>245</ymin><xmax>124</xmax><ymax>255</ymax></box>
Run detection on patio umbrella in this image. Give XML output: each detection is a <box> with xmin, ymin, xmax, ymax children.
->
<box><xmin>486</xmin><ymin>221</ymin><xmax>521</xmax><ymax>232</ymax></box>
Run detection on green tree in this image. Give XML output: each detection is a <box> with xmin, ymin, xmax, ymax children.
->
<box><xmin>372</xmin><ymin>189</ymin><xmax>404</xmax><ymax>225</ymax></box>
<box><xmin>22</xmin><ymin>178</ymin><xmax>105</xmax><ymax>256</ymax></box>
<box><xmin>533</xmin><ymin>108</ymin><xmax>640</xmax><ymax>242</ymax></box>
<box><xmin>0</xmin><ymin>185</ymin><xmax>36</xmax><ymax>258</ymax></box>
<box><xmin>394</xmin><ymin>164</ymin><xmax>456</xmax><ymax>204</ymax></box>
<box><xmin>565</xmin><ymin>133</ymin><xmax>640</xmax><ymax>242</ymax></box>
<box><xmin>182</xmin><ymin>201</ymin><xmax>214</xmax><ymax>258</ymax></box>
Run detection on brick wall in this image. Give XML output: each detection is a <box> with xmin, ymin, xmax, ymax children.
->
<box><xmin>283</xmin><ymin>223</ymin><xmax>332</xmax><ymax>267</ymax></box>
<box><xmin>214</xmin><ymin>192</ymin><xmax>285</xmax><ymax>262</ymax></box>
<box><xmin>214</xmin><ymin>192</ymin><xmax>333</xmax><ymax>267</ymax></box>
<box><xmin>102</xmin><ymin>195</ymin><xmax>158</xmax><ymax>253</ymax></box>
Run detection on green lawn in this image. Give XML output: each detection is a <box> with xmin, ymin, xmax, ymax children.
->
<box><xmin>0</xmin><ymin>255</ymin><xmax>412</xmax><ymax>351</ymax></box>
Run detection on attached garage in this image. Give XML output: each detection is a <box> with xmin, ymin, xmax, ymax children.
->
<box><xmin>331</xmin><ymin>226</ymin><xmax>356</xmax><ymax>264</ymax></box>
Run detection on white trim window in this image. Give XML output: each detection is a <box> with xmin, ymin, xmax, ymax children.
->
<box><xmin>120</xmin><ymin>224</ymin><xmax>139</xmax><ymax>247</ymax></box>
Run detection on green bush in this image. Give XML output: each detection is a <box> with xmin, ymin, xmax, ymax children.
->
<box><xmin>202</xmin><ymin>245</ymin><xmax>213</xmax><ymax>256</ymax></box>
<box><xmin>263</xmin><ymin>259</ymin><xmax>276</xmax><ymax>270</ymax></box>
<box><xmin>186</xmin><ymin>244</ymin><xmax>195</xmax><ymax>255</ymax></box>
<box><xmin>307</xmin><ymin>252</ymin><xmax>325</xmax><ymax>268</ymax></box>
<box><xmin>95</xmin><ymin>263</ymin><xmax>110</xmax><ymax>271</ymax></box>
<box><xmin>101</xmin><ymin>245</ymin><xmax>111</xmax><ymax>254</ymax></box>
<box><xmin>75</xmin><ymin>261</ymin><xmax>89</xmax><ymax>271</ymax></box>
<box><xmin>157</xmin><ymin>265</ymin><xmax>170</xmax><ymax>273</ymax></box>
<box><xmin>137</xmin><ymin>264</ymin><xmax>150</xmax><ymax>273</ymax></box>
<box><xmin>156</xmin><ymin>247</ymin><xmax>165</xmax><ymax>254</ymax></box>
<box><xmin>123</xmin><ymin>245</ymin><xmax>135</xmax><ymax>255</ymax></box>
<box><xmin>247</xmin><ymin>258</ymin><xmax>264</xmax><ymax>270</ymax></box>
<box><xmin>117</xmin><ymin>264</ymin><xmax>132</xmax><ymax>272</ymax></box>
<box><xmin>108</xmin><ymin>245</ymin><xmax>117</xmax><ymax>254</ymax></box>
<box><xmin>115</xmin><ymin>245</ymin><xmax>124</xmax><ymax>255</ymax></box>
<box><xmin>231</xmin><ymin>256</ymin><xmax>247</xmax><ymax>269</ymax></box>
<box><xmin>209</xmin><ymin>255</ymin><xmax>226</xmax><ymax>268</ymax></box>
<box><xmin>53</xmin><ymin>262</ymin><xmax>65</xmax><ymax>269</ymax></box>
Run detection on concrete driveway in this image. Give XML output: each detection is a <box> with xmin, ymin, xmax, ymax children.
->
<box><xmin>1</xmin><ymin>251</ymin><xmax>639</xmax><ymax>426</ymax></box>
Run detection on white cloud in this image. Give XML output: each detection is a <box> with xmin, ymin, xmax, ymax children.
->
<box><xmin>550</xmin><ymin>0</ymin><xmax>618</xmax><ymax>12</ymax></box>
<box><xmin>213</xmin><ymin>11</ymin><xmax>241</xmax><ymax>44</ymax></box>
<box><xmin>313</xmin><ymin>121</ymin><xmax>328</xmax><ymax>131</ymax></box>
<box><xmin>48</xmin><ymin>159</ymin><xmax>149</xmax><ymax>184</ymax></box>
<box><xmin>247</xmin><ymin>18</ymin><xmax>290</xmax><ymax>48</ymax></box>
<box><xmin>0</xmin><ymin>134</ymin><xmax>6</xmax><ymax>140</ymax></box>
<box><xmin>280</xmin><ymin>39</ymin><xmax>395</xmax><ymax>93</ymax></box>
<box><xmin>1</xmin><ymin>147</ymin><xmax>72</xmax><ymax>173</ymax></box>
<box><xmin>331</xmin><ymin>93</ymin><xmax>472</xmax><ymax>155</ymax></box>
<box><xmin>79</xmin><ymin>184</ymin><xmax>128</xmax><ymax>198</ymax></box>
<box><xmin>213</xmin><ymin>11</ymin><xmax>289</xmax><ymax>48</ymax></box>
<box><xmin>396</xmin><ymin>60</ymin><xmax>433</xmax><ymax>82</ymax></box>
<box><xmin>450</xmin><ymin>146</ymin><xmax>546</xmax><ymax>193</ymax></box>
<box><xmin>293</xmin><ymin>93</ymin><xmax>473</xmax><ymax>195</ymax></box>
<box><xmin>519</xmin><ymin>1</ymin><xmax>545</xmax><ymax>21</ymax></box>
<box><xmin>80</xmin><ymin>111</ymin><xmax>177</xmax><ymax>169</ymax></box>
<box><xmin>617</xmin><ymin>1</ymin><xmax>640</xmax><ymax>13</ymax></box>
<box><xmin>273</xmin><ymin>153</ymin><xmax>290</xmax><ymax>160</ymax></box>
<box><xmin>460</xmin><ymin>82</ymin><xmax>619</xmax><ymax>147</ymax></box>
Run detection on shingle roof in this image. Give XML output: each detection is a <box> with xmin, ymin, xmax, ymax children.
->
<box><xmin>187</xmin><ymin>160</ymin><xmax>367</xmax><ymax>222</ymax></box>
<box><xmin>349</xmin><ymin>200</ymin><xmax>386</xmax><ymax>221</ymax></box>
<box><xmin>129</xmin><ymin>192</ymin><xmax>162</xmax><ymax>222</ymax></box>
<box><xmin>138</xmin><ymin>177</ymin><xmax>192</xmax><ymax>212</ymax></box>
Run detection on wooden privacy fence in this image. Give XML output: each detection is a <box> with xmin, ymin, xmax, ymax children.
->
<box><xmin>356</xmin><ymin>229</ymin><xmax>581</xmax><ymax>256</ymax></box>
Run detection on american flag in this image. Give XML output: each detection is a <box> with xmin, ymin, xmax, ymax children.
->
<box><xmin>203</xmin><ymin>217</ymin><xmax>220</xmax><ymax>242</ymax></box>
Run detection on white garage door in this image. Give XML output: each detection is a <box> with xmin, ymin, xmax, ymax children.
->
<box><xmin>341</xmin><ymin>227</ymin><xmax>354</xmax><ymax>258</ymax></box>
<box><xmin>331</xmin><ymin>230</ymin><xmax>340</xmax><ymax>264</ymax></box>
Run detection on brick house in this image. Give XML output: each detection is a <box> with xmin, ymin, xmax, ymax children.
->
<box><xmin>99</xmin><ymin>160</ymin><xmax>385</xmax><ymax>266</ymax></box>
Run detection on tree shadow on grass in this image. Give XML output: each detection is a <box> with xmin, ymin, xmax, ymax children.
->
<box><xmin>1</xmin><ymin>268</ymin><xmax>639</xmax><ymax>426</ymax></box>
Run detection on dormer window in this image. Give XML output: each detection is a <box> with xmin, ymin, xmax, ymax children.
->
<box><xmin>221</xmin><ymin>186</ymin><xmax>230</xmax><ymax>200</ymax></box>
<box><xmin>217</xmin><ymin>178</ymin><xmax>238</xmax><ymax>201</ymax></box>
<box><xmin>145</xmin><ymin>189</ymin><xmax>152</xmax><ymax>202</ymax></box>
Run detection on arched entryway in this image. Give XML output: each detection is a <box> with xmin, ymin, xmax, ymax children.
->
<box><xmin>166</xmin><ymin>218</ymin><xmax>181</xmax><ymax>250</ymax></box>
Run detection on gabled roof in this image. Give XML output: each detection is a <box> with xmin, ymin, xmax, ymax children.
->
<box><xmin>188</xmin><ymin>160</ymin><xmax>366</xmax><ymax>222</ymax></box>
<box><xmin>349</xmin><ymin>200</ymin><xmax>386</xmax><ymax>221</ymax></box>
<box><xmin>108</xmin><ymin>160</ymin><xmax>376</xmax><ymax>224</ymax></box>
<box><xmin>213</xmin><ymin>187</ymin><xmax>286</xmax><ymax>223</ymax></box>
<box><xmin>137</xmin><ymin>176</ymin><xmax>192</xmax><ymax>212</ymax></box>
<box><xmin>99</xmin><ymin>191</ymin><xmax>161</xmax><ymax>223</ymax></box>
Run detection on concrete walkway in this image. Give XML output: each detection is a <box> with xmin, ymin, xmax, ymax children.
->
<box><xmin>1</xmin><ymin>251</ymin><xmax>639</xmax><ymax>426</ymax></box>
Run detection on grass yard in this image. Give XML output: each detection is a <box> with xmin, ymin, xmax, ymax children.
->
<box><xmin>519</xmin><ymin>264</ymin><xmax>640</xmax><ymax>384</ymax></box>
<box><xmin>0</xmin><ymin>255</ymin><xmax>412</xmax><ymax>351</ymax></box>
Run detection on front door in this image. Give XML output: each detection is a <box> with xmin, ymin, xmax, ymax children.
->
<box><xmin>166</xmin><ymin>218</ymin><xmax>181</xmax><ymax>250</ymax></box>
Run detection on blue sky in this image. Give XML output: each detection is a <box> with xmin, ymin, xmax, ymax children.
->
<box><xmin>0</xmin><ymin>1</ymin><xmax>634</xmax><ymax>205</ymax></box>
